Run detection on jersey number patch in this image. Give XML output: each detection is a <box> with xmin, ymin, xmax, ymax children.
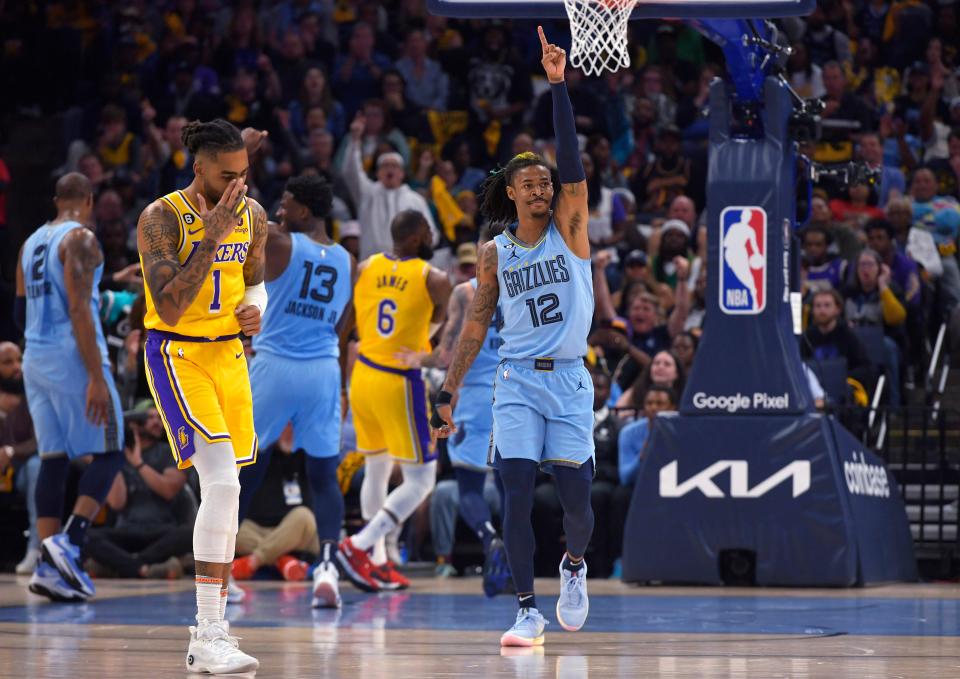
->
<box><xmin>524</xmin><ymin>293</ymin><xmax>563</xmax><ymax>328</ymax></box>
<box><xmin>299</xmin><ymin>261</ymin><xmax>338</xmax><ymax>303</ymax></box>
<box><xmin>377</xmin><ymin>299</ymin><xmax>396</xmax><ymax>336</ymax></box>
<box><xmin>30</xmin><ymin>244</ymin><xmax>47</xmax><ymax>281</ymax></box>
<box><xmin>209</xmin><ymin>269</ymin><xmax>222</xmax><ymax>312</ymax></box>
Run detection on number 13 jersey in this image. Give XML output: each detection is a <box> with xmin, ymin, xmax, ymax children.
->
<box><xmin>495</xmin><ymin>222</ymin><xmax>593</xmax><ymax>360</ymax></box>
<box><xmin>354</xmin><ymin>253</ymin><xmax>434</xmax><ymax>370</ymax></box>
<box><xmin>142</xmin><ymin>190</ymin><xmax>252</xmax><ymax>337</ymax></box>
<box><xmin>253</xmin><ymin>233</ymin><xmax>352</xmax><ymax>359</ymax></box>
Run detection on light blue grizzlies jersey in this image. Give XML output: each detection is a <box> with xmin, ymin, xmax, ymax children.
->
<box><xmin>21</xmin><ymin>221</ymin><xmax>109</xmax><ymax>358</ymax></box>
<box><xmin>495</xmin><ymin>222</ymin><xmax>593</xmax><ymax>360</ymax></box>
<box><xmin>253</xmin><ymin>233</ymin><xmax>352</xmax><ymax>359</ymax></box>
<box><xmin>462</xmin><ymin>277</ymin><xmax>503</xmax><ymax>388</ymax></box>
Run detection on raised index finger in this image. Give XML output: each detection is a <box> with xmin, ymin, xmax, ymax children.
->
<box><xmin>537</xmin><ymin>25</ymin><xmax>549</xmax><ymax>51</ymax></box>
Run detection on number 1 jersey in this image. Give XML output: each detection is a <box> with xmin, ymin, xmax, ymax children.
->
<box><xmin>495</xmin><ymin>222</ymin><xmax>594</xmax><ymax>360</ymax></box>
<box><xmin>354</xmin><ymin>253</ymin><xmax>434</xmax><ymax>370</ymax></box>
<box><xmin>142</xmin><ymin>190</ymin><xmax>253</xmax><ymax>338</ymax></box>
<box><xmin>253</xmin><ymin>233</ymin><xmax>352</xmax><ymax>359</ymax></box>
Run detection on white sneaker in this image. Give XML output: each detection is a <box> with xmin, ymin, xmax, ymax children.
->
<box><xmin>226</xmin><ymin>577</ymin><xmax>246</xmax><ymax>604</ymax></box>
<box><xmin>312</xmin><ymin>561</ymin><xmax>342</xmax><ymax>609</ymax></box>
<box><xmin>556</xmin><ymin>558</ymin><xmax>589</xmax><ymax>632</ymax></box>
<box><xmin>15</xmin><ymin>548</ymin><xmax>40</xmax><ymax>575</ymax></box>
<box><xmin>185</xmin><ymin>619</ymin><xmax>259</xmax><ymax>674</ymax></box>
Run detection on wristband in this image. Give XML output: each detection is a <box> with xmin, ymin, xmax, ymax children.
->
<box><xmin>430</xmin><ymin>390</ymin><xmax>454</xmax><ymax>428</ymax></box>
<box><xmin>135</xmin><ymin>462</ymin><xmax>147</xmax><ymax>471</ymax></box>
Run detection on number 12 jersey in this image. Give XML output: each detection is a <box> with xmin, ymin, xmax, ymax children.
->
<box><xmin>495</xmin><ymin>222</ymin><xmax>593</xmax><ymax>360</ymax></box>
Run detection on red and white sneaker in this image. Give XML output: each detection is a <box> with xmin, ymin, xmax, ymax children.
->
<box><xmin>336</xmin><ymin>538</ymin><xmax>381</xmax><ymax>593</ymax></box>
<box><xmin>276</xmin><ymin>555</ymin><xmax>309</xmax><ymax>582</ymax></box>
<box><xmin>370</xmin><ymin>560</ymin><xmax>410</xmax><ymax>591</ymax></box>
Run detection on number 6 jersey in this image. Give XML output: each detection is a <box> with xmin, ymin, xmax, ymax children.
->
<box><xmin>354</xmin><ymin>253</ymin><xmax>434</xmax><ymax>370</ymax></box>
<box><xmin>495</xmin><ymin>222</ymin><xmax>593</xmax><ymax>360</ymax></box>
<box><xmin>253</xmin><ymin>233</ymin><xmax>352</xmax><ymax>359</ymax></box>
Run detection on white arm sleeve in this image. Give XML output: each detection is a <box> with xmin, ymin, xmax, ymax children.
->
<box><xmin>243</xmin><ymin>281</ymin><xmax>268</xmax><ymax>315</ymax></box>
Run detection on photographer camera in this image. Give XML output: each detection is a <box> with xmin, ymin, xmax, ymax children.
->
<box><xmin>84</xmin><ymin>400</ymin><xmax>193</xmax><ymax>579</ymax></box>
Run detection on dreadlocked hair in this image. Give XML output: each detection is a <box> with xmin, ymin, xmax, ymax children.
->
<box><xmin>181</xmin><ymin>118</ymin><xmax>244</xmax><ymax>156</ymax></box>
<box><xmin>478</xmin><ymin>151</ymin><xmax>560</xmax><ymax>225</ymax></box>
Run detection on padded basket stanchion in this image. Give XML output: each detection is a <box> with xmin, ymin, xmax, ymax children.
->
<box><xmin>562</xmin><ymin>0</ymin><xmax>640</xmax><ymax>75</ymax></box>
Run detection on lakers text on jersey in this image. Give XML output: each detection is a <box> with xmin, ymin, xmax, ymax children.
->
<box><xmin>141</xmin><ymin>190</ymin><xmax>257</xmax><ymax>469</ymax></box>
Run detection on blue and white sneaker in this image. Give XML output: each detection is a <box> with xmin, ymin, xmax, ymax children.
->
<box><xmin>40</xmin><ymin>534</ymin><xmax>95</xmax><ymax>598</ymax></box>
<box><xmin>500</xmin><ymin>607</ymin><xmax>547</xmax><ymax>647</ymax></box>
<box><xmin>556</xmin><ymin>557</ymin><xmax>589</xmax><ymax>632</ymax></box>
<box><xmin>482</xmin><ymin>537</ymin><xmax>511</xmax><ymax>598</ymax></box>
<box><xmin>28</xmin><ymin>561</ymin><xmax>87</xmax><ymax>603</ymax></box>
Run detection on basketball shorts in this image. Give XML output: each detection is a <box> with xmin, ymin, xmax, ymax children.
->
<box><xmin>448</xmin><ymin>382</ymin><xmax>494</xmax><ymax>471</ymax></box>
<box><xmin>144</xmin><ymin>330</ymin><xmax>256</xmax><ymax>470</ymax></box>
<box><xmin>491</xmin><ymin>358</ymin><xmax>595</xmax><ymax>473</ymax></box>
<box><xmin>249</xmin><ymin>351</ymin><xmax>340</xmax><ymax>458</ymax></box>
<box><xmin>23</xmin><ymin>348</ymin><xmax>123</xmax><ymax>459</ymax></box>
<box><xmin>350</xmin><ymin>355</ymin><xmax>435</xmax><ymax>464</ymax></box>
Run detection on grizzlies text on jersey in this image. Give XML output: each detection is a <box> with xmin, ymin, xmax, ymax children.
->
<box><xmin>490</xmin><ymin>222</ymin><xmax>595</xmax><ymax>472</ymax></box>
<box><xmin>494</xmin><ymin>222</ymin><xmax>594</xmax><ymax>360</ymax></box>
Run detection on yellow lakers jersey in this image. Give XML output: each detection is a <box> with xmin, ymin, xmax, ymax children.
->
<box><xmin>355</xmin><ymin>253</ymin><xmax>434</xmax><ymax>369</ymax></box>
<box><xmin>142</xmin><ymin>190</ymin><xmax>252</xmax><ymax>337</ymax></box>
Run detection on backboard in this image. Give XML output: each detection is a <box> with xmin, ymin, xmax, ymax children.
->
<box><xmin>427</xmin><ymin>0</ymin><xmax>815</xmax><ymax>19</ymax></box>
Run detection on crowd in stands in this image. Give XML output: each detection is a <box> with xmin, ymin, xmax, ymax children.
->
<box><xmin>0</xmin><ymin>0</ymin><xmax>959</xmax><ymax>580</ymax></box>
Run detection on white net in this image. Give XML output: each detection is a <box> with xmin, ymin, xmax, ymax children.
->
<box><xmin>562</xmin><ymin>0</ymin><xmax>640</xmax><ymax>76</ymax></box>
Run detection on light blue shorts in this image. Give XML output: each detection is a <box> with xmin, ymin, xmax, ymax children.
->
<box><xmin>448</xmin><ymin>382</ymin><xmax>494</xmax><ymax>470</ymax></box>
<box><xmin>23</xmin><ymin>348</ymin><xmax>123</xmax><ymax>458</ymax></box>
<box><xmin>491</xmin><ymin>358</ymin><xmax>594</xmax><ymax>473</ymax></box>
<box><xmin>249</xmin><ymin>351</ymin><xmax>340</xmax><ymax>458</ymax></box>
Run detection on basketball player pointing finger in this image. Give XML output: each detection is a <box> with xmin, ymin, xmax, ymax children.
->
<box><xmin>432</xmin><ymin>27</ymin><xmax>596</xmax><ymax>647</ymax></box>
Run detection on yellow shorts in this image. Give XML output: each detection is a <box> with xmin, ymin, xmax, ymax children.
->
<box><xmin>143</xmin><ymin>330</ymin><xmax>257</xmax><ymax>469</ymax></box>
<box><xmin>350</xmin><ymin>355</ymin><xmax>435</xmax><ymax>464</ymax></box>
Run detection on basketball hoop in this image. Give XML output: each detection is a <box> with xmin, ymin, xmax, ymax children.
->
<box><xmin>562</xmin><ymin>0</ymin><xmax>640</xmax><ymax>76</ymax></box>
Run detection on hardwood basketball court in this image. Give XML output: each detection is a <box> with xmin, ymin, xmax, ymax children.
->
<box><xmin>1</xmin><ymin>574</ymin><xmax>957</xmax><ymax>677</ymax></box>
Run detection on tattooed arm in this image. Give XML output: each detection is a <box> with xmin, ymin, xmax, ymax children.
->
<box><xmin>432</xmin><ymin>242</ymin><xmax>500</xmax><ymax>436</ymax></box>
<box><xmin>433</xmin><ymin>282</ymin><xmax>471</xmax><ymax>368</ymax></box>
<box><xmin>243</xmin><ymin>199</ymin><xmax>268</xmax><ymax>287</ymax></box>
<box><xmin>553</xmin><ymin>181</ymin><xmax>589</xmax><ymax>260</ymax></box>
<box><xmin>61</xmin><ymin>228</ymin><xmax>110</xmax><ymax>425</ymax></box>
<box><xmin>137</xmin><ymin>179</ymin><xmax>247</xmax><ymax>327</ymax></box>
<box><xmin>395</xmin><ymin>280</ymin><xmax>471</xmax><ymax>369</ymax></box>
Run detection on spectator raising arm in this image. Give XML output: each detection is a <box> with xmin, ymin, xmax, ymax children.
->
<box><xmin>342</xmin><ymin>113</ymin><xmax>375</xmax><ymax>204</ymax></box>
<box><xmin>666</xmin><ymin>256</ymin><xmax>691</xmax><ymax>338</ymax></box>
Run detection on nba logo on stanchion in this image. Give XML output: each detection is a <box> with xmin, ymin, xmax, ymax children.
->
<box><xmin>719</xmin><ymin>206</ymin><xmax>766</xmax><ymax>314</ymax></box>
